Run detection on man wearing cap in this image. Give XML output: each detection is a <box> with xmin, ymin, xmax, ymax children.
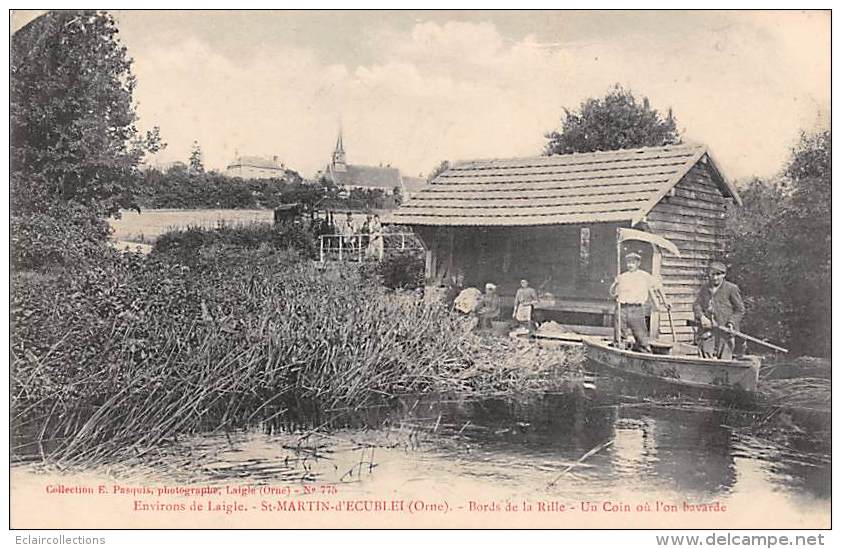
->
<box><xmin>474</xmin><ymin>283</ymin><xmax>501</xmax><ymax>331</ymax></box>
<box><xmin>610</xmin><ymin>252</ymin><xmax>670</xmax><ymax>352</ymax></box>
<box><xmin>693</xmin><ymin>261</ymin><xmax>745</xmax><ymax>359</ymax></box>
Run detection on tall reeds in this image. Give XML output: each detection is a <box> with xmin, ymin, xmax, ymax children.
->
<box><xmin>11</xmin><ymin>245</ymin><xmax>579</xmax><ymax>466</ymax></box>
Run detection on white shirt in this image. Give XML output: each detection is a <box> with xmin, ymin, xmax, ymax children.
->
<box><xmin>613</xmin><ymin>270</ymin><xmax>661</xmax><ymax>304</ymax></box>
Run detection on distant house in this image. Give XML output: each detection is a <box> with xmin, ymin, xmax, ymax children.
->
<box><xmin>400</xmin><ymin>175</ymin><xmax>427</xmax><ymax>199</ymax></box>
<box><xmin>319</xmin><ymin>133</ymin><xmax>417</xmax><ymax>196</ymax></box>
<box><xmin>144</xmin><ymin>160</ymin><xmax>188</xmax><ymax>172</ymax></box>
<box><xmin>225</xmin><ymin>154</ymin><xmax>286</xmax><ymax>180</ymax></box>
<box><xmin>388</xmin><ymin>144</ymin><xmax>741</xmax><ymax>342</ymax></box>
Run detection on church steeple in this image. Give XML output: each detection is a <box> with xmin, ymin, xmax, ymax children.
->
<box><xmin>332</xmin><ymin>130</ymin><xmax>347</xmax><ymax>172</ymax></box>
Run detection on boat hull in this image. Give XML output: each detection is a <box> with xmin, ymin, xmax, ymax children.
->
<box><xmin>582</xmin><ymin>337</ymin><xmax>760</xmax><ymax>395</ymax></box>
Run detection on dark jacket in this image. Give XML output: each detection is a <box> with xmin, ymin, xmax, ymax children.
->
<box><xmin>693</xmin><ymin>280</ymin><xmax>745</xmax><ymax>328</ymax></box>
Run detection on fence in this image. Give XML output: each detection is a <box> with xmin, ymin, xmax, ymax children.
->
<box><xmin>319</xmin><ymin>232</ymin><xmax>423</xmax><ymax>262</ymax></box>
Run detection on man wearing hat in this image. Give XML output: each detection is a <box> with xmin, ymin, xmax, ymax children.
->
<box><xmin>693</xmin><ymin>261</ymin><xmax>745</xmax><ymax>359</ymax></box>
<box><xmin>610</xmin><ymin>252</ymin><xmax>670</xmax><ymax>352</ymax></box>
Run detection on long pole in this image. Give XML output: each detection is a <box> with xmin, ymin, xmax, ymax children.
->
<box><xmin>614</xmin><ymin>228</ymin><xmax>622</xmax><ymax>347</ymax></box>
<box><xmin>716</xmin><ymin>325</ymin><xmax>789</xmax><ymax>353</ymax></box>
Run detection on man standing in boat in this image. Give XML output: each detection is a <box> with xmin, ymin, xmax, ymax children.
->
<box><xmin>693</xmin><ymin>261</ymin><xmax>745</xmax><ymax>360</ymax></box>
<box><xmin>610</xmin><ymin>252</ymin><xmax>670</xmax><ymax>352</ymax></box>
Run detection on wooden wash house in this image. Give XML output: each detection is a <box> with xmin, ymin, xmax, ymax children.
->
<box><xmin>388</xmin><ymin>144</ymin><xmax>742</xmax><ymax>343</ymax></box>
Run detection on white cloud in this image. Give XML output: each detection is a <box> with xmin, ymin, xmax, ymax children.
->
<box><xmin>130</xmin><ymin>13</ymin><xmax>829</xmax><ymax>181</ymax></box>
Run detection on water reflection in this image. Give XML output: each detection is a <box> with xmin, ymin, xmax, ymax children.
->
<box><xmin>100</xmin><ymin>385</ymin><xmax>829</xmax><ymax>516</ymax></box>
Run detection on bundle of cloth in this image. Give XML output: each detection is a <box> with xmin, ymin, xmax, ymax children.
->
<box><xmin>453</xmin><ymin>287</ymin><xmax>482</xmax><ymax>313</ymax></box>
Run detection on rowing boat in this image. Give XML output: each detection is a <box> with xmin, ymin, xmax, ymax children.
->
<box><xmin>581</xmin><ymin>336</ymin><xmax>761</xmax><ymax>395</ymax></box>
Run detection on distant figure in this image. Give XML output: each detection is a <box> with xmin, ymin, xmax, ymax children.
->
<box><xmin>443</xmin><ymin>271</ymin><xmax>466</xmax><ymax>309</ymax></box>
<box><xmin>366</xmin><ymin>214</ymin><xmax>384</xmax><ymax>261</ymax></box>
<box><xmin>340</xmin><ymin>212</ymin><xmax>356</xmax><ymax>252</ymax></box>
<box><xmin>359</xmin><ymin>213</ymin><xmax>372</xmax><ymax>250</ymax></box>
<box><xmin>474</xmin><ymin>283</ymin><xmax>501</xmax><ymax>331</ymax></box>
<box><xmin>693</xmin><ymin>261</ymin><xmax>745</xmax><ymax>360</ymax></box>
<box><xmin>512</xmin><ymin>278</ymin><xmax>539</xmax><ymax>332</ymax></box>
<box><xmin>610</xmin><ymin>252</ymin><xmax>670</xmax><ymax>352</ymax></box>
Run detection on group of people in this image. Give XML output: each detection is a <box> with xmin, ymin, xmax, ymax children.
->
<box><xmin>450</xmin><ymin>276</ymin><xmax>540</xmax><ymax>333</ymax></box>
<box><xmin>448</xmin><ymin>252</ymin><xmax>745</xmax><ymax>359</ymax></box>
<box><xmin>611</xmin><ymin>251</ymin><xmax>744</xmax><ymax>359</ymax></box>
<box><xmin>338</xmin><ymin>212</ymin><xmax>384</xmax><ymax>261</ymax></box>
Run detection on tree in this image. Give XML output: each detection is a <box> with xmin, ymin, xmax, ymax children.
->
<box><xmin>544</xmin><ymin>84</ymin><xmax>680</xmax><ymax>155</ymax></box>
<box><xmin>726</xmin><ymin>129</ymin><xmax>831</xmax><ymax>357</ymax></box>
<box><xmin>392</xmin><ymin>186</ymin><xmax>404</xmax><ymax>206</ymax></box>
<box><xmin>427</xmin><ymin>160</ymin><xmax>450</xmax><ymax>183</ymax></box>
<box><xmin>10</xmin><ymin>10</ymin><xmax>163</xmax><ymax>218</ymax></box>
<box><xmin>777</xmin><ymin>130</ymin><xmax>831</xmax><ymax>357</ymax></box>
<box><xmin>189</xmin><ymin>141</ymin><xmax>205</xmax><ymax>174</ymax></box>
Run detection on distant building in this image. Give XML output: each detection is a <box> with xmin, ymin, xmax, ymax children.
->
<box><xmin>319</xmin><ymin>132</ymin><xmax>423</xmax><ymax>197</ymax></box>
<box><xmin>225</xmin><ymin>154</ymin><xmax>286</xmax><ymax>180</ymax></box>
<box><xmin>144</xmin><ymin>160</ymin><xmax>188</xmax><ymax>172</ymax></box>
<box><xmin>400</xmin><ymin>175</ymin><xmax>427</xmax><ymax>199</ymax></box>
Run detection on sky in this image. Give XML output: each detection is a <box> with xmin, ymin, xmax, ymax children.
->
<box><xmin>11</xmin><ymin>10</ymin><xmax>830</xmax><ymax>181</ymax></box>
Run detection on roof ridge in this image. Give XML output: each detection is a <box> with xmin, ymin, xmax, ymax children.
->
<box><xmin>452</xmin><ymin>144</ymin><xmax>703</xmax><ymax>167</ymax></box>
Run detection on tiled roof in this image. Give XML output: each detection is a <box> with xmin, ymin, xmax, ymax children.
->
<box><xmin>330</xmin><ymin>164</ymin><xmax>402</xmax><ymax>190</ymax></box>
<box><xmin>388</xmin><ymin>144</ymin><xmax>738</xmax><ymax>227</ymax></box>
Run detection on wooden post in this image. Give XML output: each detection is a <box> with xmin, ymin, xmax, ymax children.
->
<box><xmin>319</xmin><ymin>235</ymin><xmax>324</xmax><ymax>263</ymax></box>
<box><xmin>650</xmin><ymin>245</ymin><xmax>662</xmax><ymax>339</ymax></box>
<box><xmin>614</xmin><ymin>227</ymin><xmax>622</xmax><ymax>347</ymax></box>
<box><xmin>401</xmin><ymin>233</ymin><xmax>405</xmax><ymax>250</ymax></box>
<box><xmin>447</xmin><ymin>228</ymin><xmax>454</xmax><ymax>280</ymax></box>
<box><xmin>338</xmin><ymin>235</ymin><xmax>343</xmax><ymax>261</ymax></box>
<box><xmin>425</xmin><ymin>250</ymin><xmax>433</xmax><ymax>281</ymax></box>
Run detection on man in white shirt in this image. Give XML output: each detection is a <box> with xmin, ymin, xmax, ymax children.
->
<box><xmin>610</xmin><ymin>252</ymin><xmax>670</xmax><ymax>352</ymax></box>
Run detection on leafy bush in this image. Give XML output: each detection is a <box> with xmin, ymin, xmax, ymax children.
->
<box><xmin>10</xmin><ymin>201</ymin><xmax>112</xmax><ymax>271</ymax></box>
<box><xmin>152</xmin><ymin>222</ymin><xmax>317</xmax><ymax>264</ymax></box>
<box><xmin>377</xmin><ymin>249</ymin><xmax>425</xmax><ymax>289</ymax></box>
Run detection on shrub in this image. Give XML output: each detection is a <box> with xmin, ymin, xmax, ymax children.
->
<box><xmin>377</xmin><ymin>249</ymin><xmax>425</xmax><ymax>289</ymax></box>
<box><xmin>10</xmin><ymin>201</ymin><xmax>112</xmax><ymax>271</ymax></box>
<box><xmin>152</xmin><ymin>222</ymin><xmax>317</xmax><ymax>264</ymax></box>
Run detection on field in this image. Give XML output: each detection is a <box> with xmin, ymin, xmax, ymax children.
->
<box><xmin>109</xmin><ymin>209</ymin><xmax>275</xmax><ymax>245</ymax></box>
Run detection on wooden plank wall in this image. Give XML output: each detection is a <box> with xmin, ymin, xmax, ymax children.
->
<box><xmin>647</xmin><ymin>160</ymin><xmax>730</xmax><ymax>342</ymax></box>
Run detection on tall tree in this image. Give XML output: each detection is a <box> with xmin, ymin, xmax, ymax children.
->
<box><xmin>726</xmin><ymin>129</ymin><xmax>831</xmax><ymax>357</ymax></box>
<box><xmin>10</xmin><ymin>10</ymin><xmax>163</xmax><ymax>217</ymax></box>
<box><xmin>189</xmin><ymin>141</ymin><xmax>205</xmax><ymax>174</ymax></box>
<box><xmin>545</xmin><ymin>84</ymin><xmax>680</xmax><ymax>155</ymax></box>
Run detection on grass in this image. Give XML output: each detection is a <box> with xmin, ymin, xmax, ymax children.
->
<box><xmin>11</xmin><ymin>244</ymin><xmax>582</xmax><ymax>467</ymax></box>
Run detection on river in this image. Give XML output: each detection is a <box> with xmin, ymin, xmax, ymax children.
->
<box><xmin>11</xmin><ymin>382</ymin><xmax>830</xmax><ymax>529</ymax></box>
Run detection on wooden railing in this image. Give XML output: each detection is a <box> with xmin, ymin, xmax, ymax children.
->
<box><xmin>318</xmin><ymin>232</ymin><xmax>422</xmax><ymax>262</ymax></box>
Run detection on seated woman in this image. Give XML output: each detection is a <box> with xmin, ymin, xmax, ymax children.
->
<box><xmin>474</xmin><ymin>283</ymin><xmax>501</xmax><ymax>330</ymax></box>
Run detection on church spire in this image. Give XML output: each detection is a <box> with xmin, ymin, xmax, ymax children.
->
<box><xmin>332</xmin><ymin>129</ymin><xmax>347</xmax><ymax>172</ymax></box>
